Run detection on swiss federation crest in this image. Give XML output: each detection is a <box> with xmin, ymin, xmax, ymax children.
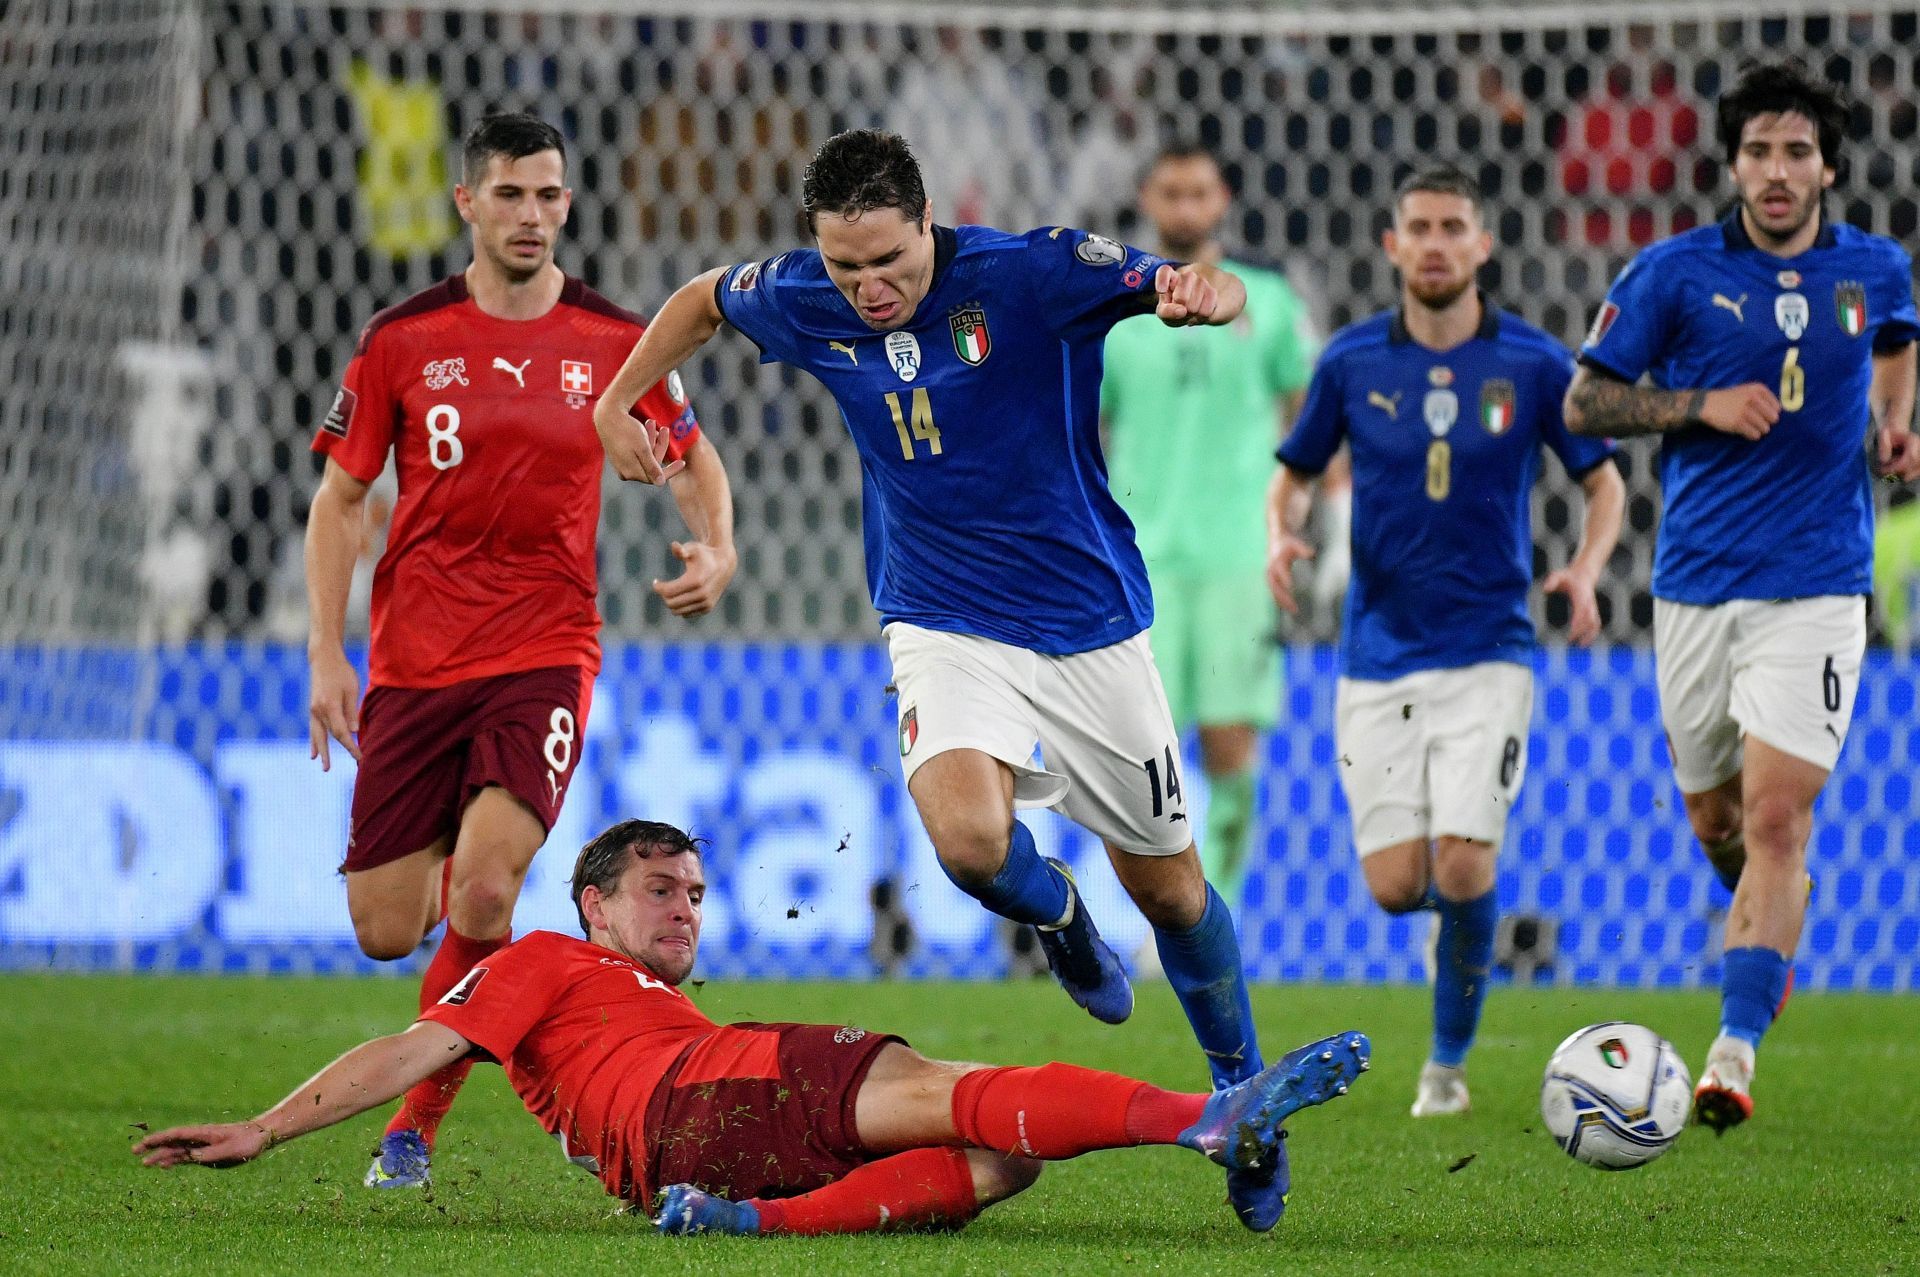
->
<box><xmin>949</xmin><ymin>304</ymin><xmax>990</xmax><ymax>365</ymax></box>
<box><xmin>1835</xmin><ymin>280</ymin><xmax>1868</xmax><ymax>338</ymax></box>
<box><xmin>1480</xmin><ymin>379</ymin><xmax>1516</xmax><ymax>435</ymax></box>
<box><xmin>1775</xmin><ymin>291</ymin><xmax>1810</xmax><ymax>341</ymax></box>
<box><xmin>561</xmin><ymin>359</ymin><xmax>593</xmax><ymax>410</ymax></box>
<box><xmin>1423</xmin><ymin>388</ymin><xmax>1458</xmax><ymax>438</ymax></box>
<box><xmin>885</xmin><ymin>330</ymin><xmax>922</xmax><ymax>382</ymax></box>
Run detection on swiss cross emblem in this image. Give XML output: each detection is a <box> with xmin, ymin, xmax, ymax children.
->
<box><xmin>561</xmin><ymin>360</ymin><xmax>593</xmax><ymax>394</ymax></box>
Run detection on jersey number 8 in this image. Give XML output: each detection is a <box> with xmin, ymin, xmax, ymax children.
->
<box><xmin>426</xmin><ymin>404</ymin><xmax>465</xmax><ymax>470</ymax></box>
<box><xmin>1426</xmin><ymin>439</ymin><xmax>1451</xmax><ymax>501</ymax></box>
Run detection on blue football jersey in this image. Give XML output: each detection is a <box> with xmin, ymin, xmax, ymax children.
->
<box><xmin>1279</xmin><ymin>300</ymin><xmax>1614</xmax><ymax>681</ymax></box>
<box><xmin>716</xmin><ymin>224</ymin><xmax>1170</xmax><ymax>654</ymax></box>
<box><xmin>1580</xmin><ymin>212</ymin><xmax>1920</xmax><ymax>605</ymax></box>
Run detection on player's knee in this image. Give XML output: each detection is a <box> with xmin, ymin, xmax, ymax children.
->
<box><xmin>1431</xmin><ymin>840</ymin><xmax>1495</xmax><ymax>901</ymax></box>
<box><xmin>445</xmin><ymin>870</ymin><xmax>521</xmax><ymax>936</ymax></box>
<box><xmin>967</xmin><ymin>1151</ymin><xmax>1042</xmax><ymax>1207</ymax></box>
<box><xmin>1741</xmin><ymin>794</ymin><xmax>1811</xmax><ymax>862</ymax></box>
<box><xmin>925</xmin><ymin>814</ymin><xmax>1015</xmax><ymax>887</ymax></box>
<box><xmin>350</xmin><ymin>910</ymin><xmax>427</xmax><ymax>961</ymax></box>
<box><xmin>1369</xmin><ymin>881</ymin><xmax>1429</xmax><ymax>914</ymax></box>
<box><xmin>1130</xmin><ymin>874</ymin><xmax>1207</xmax><ymax>930</ymax></box>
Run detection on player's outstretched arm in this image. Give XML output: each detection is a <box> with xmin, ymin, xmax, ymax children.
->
<box><xmin>1154</xmin><ymin>262</ymin><xmax>1246</xmax><ymax>328</ymax></box>
<box><xmin>305</xmin><ymin>459</ymin><xmax>371</xmax><ymax>770</ymax></box>
<box><xmin>656</xmin><ymin>433</ymin><xmax>739</xmax><ymax>618</ymax></box>
<box><xmin>1870</xmin><ymin>342</ymin><xmax>1920</xmax><ymax>482</ymax></box>
<box><xmin>595</xmin><ymin>268</ymin><xmax>729</xmax><ymax>485</ymax></box>
<box><xmin>1266</xmin><ymin>466</ymin><xmax>1318</xmax><ymax>615</ymax></box>
<box><xmin>1563</xmin><ymin>366</ymin><xmax>1779</xmax><ymax>440</ymax></box>
<box><xmin>133</xmin><ymin>1022</ymin><xmax>473</xmax><ymax>1171</ymax></box>
<box><xmin>1543</xmin><ymin>461</ymin><xmax>1626</xmax><ymax>645</ymax></box>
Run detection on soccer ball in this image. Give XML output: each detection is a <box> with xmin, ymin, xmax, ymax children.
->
<box><xmin>1540</xmin><ymin>1022</ymin><xmax>1692</xmax><ymax>1170</ymax></box>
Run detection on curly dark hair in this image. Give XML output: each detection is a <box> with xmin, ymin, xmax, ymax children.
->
<box><xmin>570</xmin><ymin>820</ymin><xmax>704</xmax><ymax>936</ymax></box>
<box><xmin>801</xmin><ymin>129</ymin><xmax>927</xmax><ymax>232</ymax></box>
<box><xmin>1715</xmin><ymin>59</ymin><xmax>1851</xmax><ymax>172</ymax></box>
<box><xmin>462</xmin><ymin>112</ymin><xmax>566</xmax><ymax>186</ymax></box>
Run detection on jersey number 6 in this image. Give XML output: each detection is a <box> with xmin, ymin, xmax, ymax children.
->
<box><xmin>1779</xmin><ymin>347</ymin><xmax>1805</xmax><ymax>413</ymax></box>
<box><xmin>885</xmin><ymin>389</ymin><xmax>944</xmax><ymax>461</ymax></box>
<box><xmin>1426</xmin><ymin>439</ymin><xmax>1450</xmax><ymax>501</ymax></box>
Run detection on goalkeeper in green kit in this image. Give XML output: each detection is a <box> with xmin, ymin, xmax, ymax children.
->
<box><xmin>1102</xmin><ymin>143</ymin><xmax>1319</xmax><ymax>923</ymax></box>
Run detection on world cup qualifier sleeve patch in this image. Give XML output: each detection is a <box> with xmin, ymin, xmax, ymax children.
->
<box><xmin>321</xmin><ymin>385</ymin><xmax>357</xmax><ymax>437</ymax></box>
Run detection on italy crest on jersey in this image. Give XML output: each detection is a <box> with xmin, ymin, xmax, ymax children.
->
<box><xmin>949</xmin><ymin>304</ymin><xmax>990</xmax><ymax>365</ymax></box>
<box><xmin>1479</xmin><ymin>379</ymin><xmax>1516</xmax><ymax>435</ymax></box>
<box><xmin>1835</xmin><ymin>281</ymin><xmax>1867</xmax><ymax>338</ymax></box>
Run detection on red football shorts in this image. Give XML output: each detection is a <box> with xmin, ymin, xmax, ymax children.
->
<box><xmin>342</xmin><ymin>665</ymin><xmax>593</xmax><ymax>873</ymax></box>
<box><xmin>642</xmin><ymin>1022</ymin><xmax>904</xmax><ymax>1204</ymax></box>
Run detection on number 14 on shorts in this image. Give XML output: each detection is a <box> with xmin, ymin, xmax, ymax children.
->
<box><xmin>1143</xmin><ymin>745</ymin><xmax>1183</xmax><ymax>819</ymax></box>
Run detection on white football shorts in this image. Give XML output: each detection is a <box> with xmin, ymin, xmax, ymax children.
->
<box><xmin>1654</xmin><ymin>595</ymin><xmax>1866</xmax><ymax>793</ymax></box>
<box><xmin>1335</xmin><ymin>660</ymin><xmax>1534</xmax><ymax>857</ymax></box>
<box><xmin>884</xmin><ymin>622</ymin><xmax>1192</xmax><ymax>856</ymax></box>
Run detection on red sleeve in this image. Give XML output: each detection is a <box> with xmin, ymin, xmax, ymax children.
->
<box><xmin>312</xmin><ymin>323</ymin><xmax>400</xmax><ymax>481</ymax></box>
<box><xmin>632</xmin><ymin>366</ymin><xmax>702</xmax><ymax>463</ymax></box>
<box><xmin>416</xmin><ymin>937</ymin><xmax>560</xmax><ymax>1063</ymax></box>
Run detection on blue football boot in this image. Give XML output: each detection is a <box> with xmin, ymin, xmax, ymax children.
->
<box><xmin>1032</xmin><ymin>858</ymin><xmax>1133</xmax><ymax>1025</ymax></box>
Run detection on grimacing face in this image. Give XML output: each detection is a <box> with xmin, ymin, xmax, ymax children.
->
<box><xmin>1731</xmin><ymin>111</ymin><xmax>1833</xmax><ymax>248</ymax></box>
<box><xmin>455</xmin><ymin>149</ymin><xmax>571</xmax><ymax>282</ymax></box>
<box><xmin>1139</xmin><ymin>155</ymin><xmax>1230</xmax><ymax>260</ymax></box>
<box><xmin>1384</xmin><ymin>190</ymin><xmax>1491</xmax><ymax>310</ymax></box>
<box><xmin>581</xmin><ymin>851</ymin><xmax>704</xmax><ymax>985</ymax></box>
<box><xmin>814</xmin><ymin>203</ymin><xmax>938</xmax><ymax>330</ymax></box>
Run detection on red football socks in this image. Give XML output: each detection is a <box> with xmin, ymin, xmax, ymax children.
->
<box><xmin>949</xmin><ymin>1063</ymin><xmax>1207</xmax><ymax>1159</ymax></box>
<box><xmin>752</xmin><ymin>1148</ymin><xmax>979</xmax><ymax>1235</ymax></box>
<box><xmin>386</xmin><ymin>924</ymin><xmax>509</xmax><ymax>1147</ymax></box>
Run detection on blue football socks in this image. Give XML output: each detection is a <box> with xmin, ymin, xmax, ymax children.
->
<box><xmin>1431</xmin><ymin>889</ymin><xmax>1497</xmax><ymax>1068</ymax></box>
<box><xmin>1155</xmin><ymin>885</ymin><xmax>1265</xmax><ymax>1088</ymax></box>
<box><xmin>1720</xmin><ymin>946</ymin><xmax>1790</xmax><ymax>1046</ymax></box>
<box><xmin>939</xmin><ymin>819</ymin><xmax>1069</xmax><ymax>928</ymax></box>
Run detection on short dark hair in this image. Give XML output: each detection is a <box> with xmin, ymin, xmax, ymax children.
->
<box><xmin>462</xmin><ymin>112</ymin><xmax>566</xmax><ymax>187</ymax></box>
<box><xmin>1394</xmin><ymin>165</ymin><xmax>1484</xmax><ymax>218</ymax></box>
<box><xmin>1147</xmin><ymin>141</ymin><xmax>1225</xmax><ymax>176</ymax></box>
<box><xmin>570</xmin><ymin>820</ymin><xmax>704</xmax><ymax>936</ymax></box>
<box><xmin>801</xmin><ymin>129</ymin><xmax>927</xmax><ymax>233</ymax></box>
<box><xmin>1715</xmin><ymin>59</ymin><xmax>1850</xmax><ymax>170</ymax></box>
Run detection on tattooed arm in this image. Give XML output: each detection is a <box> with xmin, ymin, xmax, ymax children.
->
<box><xmin>1563</xmin><ymin>365</ymin><xmax>1780</xmax><ymax>441</ymax></box>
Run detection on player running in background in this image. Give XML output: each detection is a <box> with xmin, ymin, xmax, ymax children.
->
<box><xmin>593</xmin><ymin>130</ymin><xmax>1294</xmax><ymax>1231</ymax></box>
<box><xmin>1101</xmin><ymin>143</ymin><xmax>1319</xmax><ymax>924</ymax></box>
<box><xmin>1564</xmin><ymin>61</ymin><xmax>1920</xmax><ymax>1130</ymax></box>
<box><xmin>1270</xmin><ymin>166</ymin><xmax>1625</xmax><ymax>1118</ymax></box>
<box><xmin>134</xmin><ymin>820</ymin><xmax>1372</xmax><ymax>1237</ymax></box>
<box><xmin>305</xmin><ymin>113</ymin><xmax>736</xmax><ymax>1188</ymax></box>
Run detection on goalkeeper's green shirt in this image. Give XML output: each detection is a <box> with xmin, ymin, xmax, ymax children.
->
<box><xmin>1102</xmin><ymin>261</ymin><xmax>1318</xmax><ymax>576</ymax></box>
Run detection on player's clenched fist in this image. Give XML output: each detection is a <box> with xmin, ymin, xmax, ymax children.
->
<box><xmin>1154</xmin><ymin>263</ymin><xmax>1218</xmax><ymax>327</ymax></box>
<box><xmin>594</xmin><ymin>404</ymin><xmax>685</xmax><ymax>485</ymax></box>
<box><xmin>1699</xmin><ymin>383</ymin><xmax>1780</xmax><ymax>440</ymax></box>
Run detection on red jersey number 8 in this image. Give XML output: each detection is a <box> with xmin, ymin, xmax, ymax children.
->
<box><xmin>543</xmin><ymin>707</ymin><xmax>576</xmax><ymax>773</ymax></box>
<box><xmin>427</xmin><ymin>404</ymin><xmax>465</xmax><ymax>470</ymax></box>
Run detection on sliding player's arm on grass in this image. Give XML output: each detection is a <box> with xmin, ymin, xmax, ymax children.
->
<box><xmin>133</xmin><ymin>1022</ymin><xmax>473</xmax><ymax>1170</ymax></box>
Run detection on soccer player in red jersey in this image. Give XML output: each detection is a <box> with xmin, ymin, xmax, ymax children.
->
<box><xmin>304</xmin><ymin>114</ymin><xmax>736</xmax><ymax>1189</ymax></box>
<box><xmin>134</xmin><ymin>821</ymin><xmax>1370</xmax><ymax>1235</ymax></box>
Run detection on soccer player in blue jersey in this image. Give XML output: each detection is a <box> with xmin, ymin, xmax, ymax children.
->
<box><xmin>1268</xmin><ymin>166</ymin><xmax>1625</xmax><ymax>1118</ymax></box>
<box><xmin>1564</xmin><ymin>61</ymin><xmax>1920</xmax><ymax>1132</ymax></box>
<box><xmin>593</xmin><ymin>130</ymin><xmax>1306</xmax><ymax>1230</ymax></box>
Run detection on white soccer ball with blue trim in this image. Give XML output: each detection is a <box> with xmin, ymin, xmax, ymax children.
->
<box><xmin>1540</xmin><ymin>1022</ymin><xmax>1692</xmax><ymax>1169</ymax></box>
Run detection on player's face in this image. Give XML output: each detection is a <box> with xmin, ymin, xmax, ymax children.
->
<box><xmin>1139</xmin><ymin>156</ymin><xmax>1230</xmax><ymax>259</ymax></box>
<box><xmin>815</xmin><ymin>204</ymin><xmax>937</xmax><ymax>330</ymax></box>
<box><xmin>1384</xmin><ymin>192</ymin><xmax>1491</xmax><ymax>309</ymax></box>
<box><xmin>455</xmin><ymin>150</ymin><xmax>571</xmax><ymax>283</ymax></box>
<box><xmin>1730</xmin><ymin>112</ymin><xmax>1833</xmax><ymax>246</ymax></box>
<box><xmin>588</xmin><ymin>854</ymin><xmax>705</xmax><ymax>984</ymax></box>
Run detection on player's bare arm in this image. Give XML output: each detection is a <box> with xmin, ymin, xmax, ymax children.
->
<box><xmin>656</xmin><ymin>433</ymin><xmax>739</xmax><ymax>618</ymax></box>
<box><xmin>595</xmin><ymin>268</ymin><xmax>729</xmax><ymax>484</ymax></box>
<box><xmin>304</xmin><ymin>458</ymin><xmax>371</xmax><ymax>769</ymax></box>
<box><xmin>1563</xmin><ymin>365</ymin><xmax>1780</xmax><ymax>440</ymax></box>
<box><xmin>1265</xmin><ymin>465</ymin><xmax>1319</xmax><ymax>614</ymax></box>
<box><xmin>1870</xmin><ymin>341</ymin><xmax>1920</xmax><ymax>482</ymax></box>
<box><xmin>134</xmin><ymin>1022</ymin><xmax>472</xmax><ymax>1170</ymax></box>
<box><xmin>1543</xmin><ymin>461</ymin><xmax>1626</xmax><ymax>645</ymax></box>
<box><xmin>1155</xmin><ymin>262</ymin><xmax>1246</xmax><ymax>328</ymax></box>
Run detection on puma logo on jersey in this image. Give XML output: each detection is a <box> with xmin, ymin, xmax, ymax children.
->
<box><xmin>1368</xmin><ymin>390</ymin><xmax>1402</xmax><ymax>418</ymax></box>
<box><xmin>1712</xmin><ymin>293</ymin><xmax>1747</xmax><ymax>324</ymax></box>
<box><xmin>546</xmin><ymin>769</ymin><xmax>564</xmax><ymax>805</ymax></box>
<box><xmin>493</xmin><ymin>356</ymin><xmax>531</xmax><ymax>388</ymax></box>
<box><xmin>829</xmin><ymin>340</ymin><xmax>859</xmax><ymax>366</ymax></box>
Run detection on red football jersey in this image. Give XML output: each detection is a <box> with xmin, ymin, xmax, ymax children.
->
<box><xmin>313</xmin><ymin>274</ymin><xmax>701</xmax><ymax>689</ymax></box>
<box><xmin>418</xmin><ymin>929</ymin><xmax>718</xmax><ymax>1202</ymax></box>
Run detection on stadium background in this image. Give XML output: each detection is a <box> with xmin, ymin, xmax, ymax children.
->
<box><xmin>3</xmin><ymin>0</ymin><xmax>1917</xmax><ymax>988</ymax></box>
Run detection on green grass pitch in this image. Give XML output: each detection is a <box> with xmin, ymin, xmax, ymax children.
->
<box><xmin>3</xmin><ymin>972</ymin><xmax>1917</xmax><ymax>1274</ymax></box>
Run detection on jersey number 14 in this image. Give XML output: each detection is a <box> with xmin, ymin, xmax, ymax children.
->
<box><xmin>885</xmin><ymin>389</ymin><xmax>944</xmax><ymax>461</ymax></box>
